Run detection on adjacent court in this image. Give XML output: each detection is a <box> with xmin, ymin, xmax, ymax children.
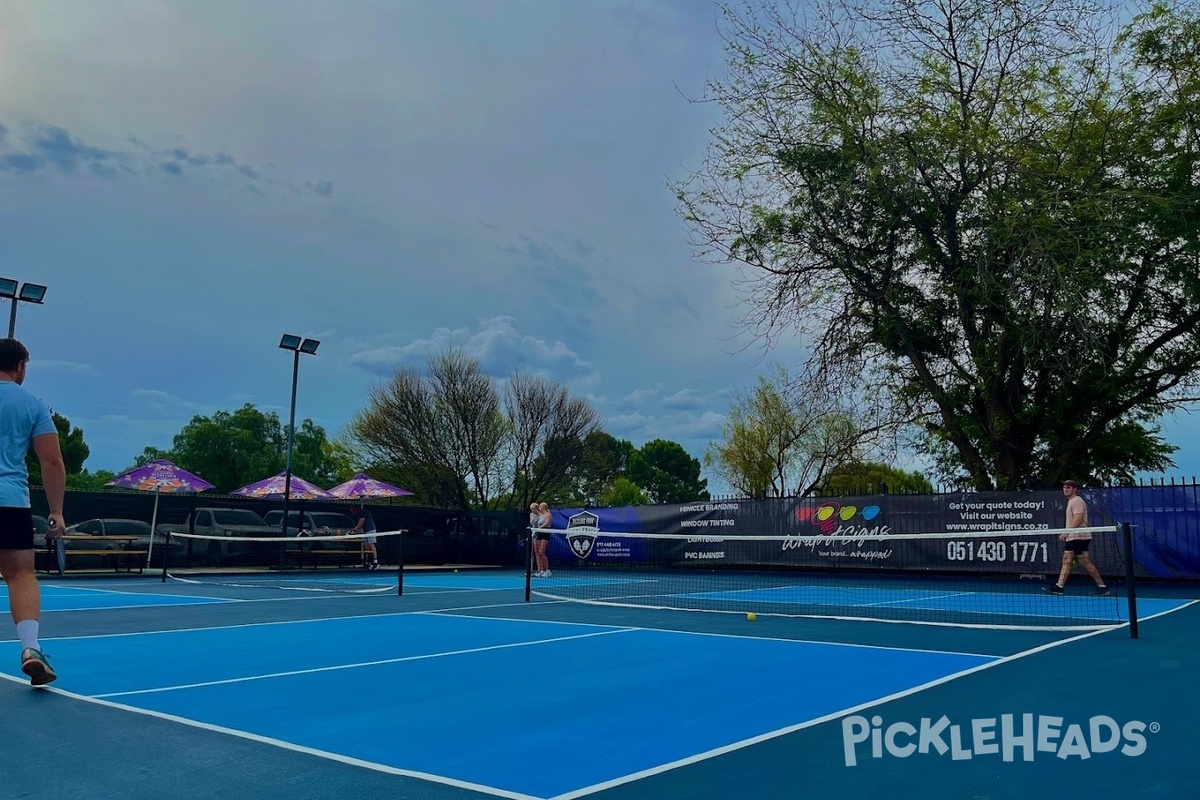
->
<box><xmin>3</xmin><ymin>566</ymin><xmax>1198</xmax><ymax>800</ymax></box>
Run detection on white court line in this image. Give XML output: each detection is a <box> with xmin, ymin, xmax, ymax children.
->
<box><xmin>0</xmin><ymin>599</ymin><xmax>570</xmax><ymax>644</ymax></box>
<box><xmin>430</xmin><ymin>610</ymin><xmax>999</xmax><ymax>660</ymax></box>
<box><xmin>92</xmin><ymin>627</ymin><xmax>635</xmax><ymax>699</ymax></box>
<box><xmin>857</xmin><ymin>591</ymin><xmax>977</xmax><ymax>608</ymax></box>
<box><xmin>0</xmin><ymin>672</ymin><xmax>540</xmax><ymax>800</ymax></box>
<box><xmin>36</xmin><ymin>601</ymin><xmax>231</xmax><ymax>614</ymax></box>
<box><xmin>546</xmin><ymin>598</ymin><xmax>1200</xmax><ymax>800</ymax></box>
<box><xmin>43</xmin><ymin>585</ymin><xmax>242</xmax><ymax>603</ymax></box>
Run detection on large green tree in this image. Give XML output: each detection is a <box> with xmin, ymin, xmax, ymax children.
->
<box><xmin>628</xmin><ymin>439</ymin><xmax>710</xmax><ymax>504</ymax></box>
<box><xmin>21</xmin><ymin>412</ymin><xmax>116</xmax><ymax>489</ymax></box>
<box><xmin>676</xmin><ymin>0</ymin><xmax>1200</xmax><ymax>489</ymax></box>
<box><xmin>134</xmin><ymin>404</ymin><xmax>346</xmax><ymax>493</ymax></box>
<box><xmin>573</xmin><ymin>431</ymin><xmax>638</xmax><ymax>506</ymax></box>
<box><xmin>27</xmin><ymin>412</ymin><xmax>94</xmax><ymax>485</ymax></box>
<box><xmin>821</xmin><ymin>462</ymin><xmax>934</xmax><ymax>496</ymax></box>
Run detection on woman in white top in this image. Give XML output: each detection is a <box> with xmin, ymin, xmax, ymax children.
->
<box><xmin>533</xmin><ymin>502</ymin><xmax>552</xmax><ymax>577</ymax></box>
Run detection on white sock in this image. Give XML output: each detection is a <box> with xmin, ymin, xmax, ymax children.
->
<box><xmin>16</xmin><ymin>620</ymin><xmax>39</xmax><ymax>651</ymax></box>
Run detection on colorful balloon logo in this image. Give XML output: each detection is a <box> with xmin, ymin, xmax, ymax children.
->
<box><xmin>796</xmin><ymin>502</ymin><xmax>881</xmax><ymax>533</ymax></box>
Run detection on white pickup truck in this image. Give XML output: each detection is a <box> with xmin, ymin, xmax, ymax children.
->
<box><xmin>157</xmin><ymin>507</ymin><xmax>285</xmax><ymax>563</ymax></box>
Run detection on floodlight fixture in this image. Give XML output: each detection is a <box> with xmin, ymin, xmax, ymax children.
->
<box><xmin>279</xmin><ymin>333</ymin><xmax>302</xmax><ymax>351</ymax></box>
<box><xmin>4</xmin><ymin>279</ymin><xmax>48</xmax><ymax>337</ymax></box>
<box><xmin>299</xmin><ymin>338</ymin><xmax>320</xmax><ymax>355</ymax></box>
<box><xmin>18</xmin><ymin>283</ymin><xmax>47</xmax><ymax>304</ymax></box>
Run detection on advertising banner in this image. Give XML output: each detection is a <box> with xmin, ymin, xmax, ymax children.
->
<box><xmin>546</xmin><ymin>491</ymin><xmax>1138</xmax><ymax>577</ymax></box>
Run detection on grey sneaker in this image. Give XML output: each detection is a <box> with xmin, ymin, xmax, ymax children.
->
<box><xmin>20</xmin><ymin>648</ymin><xmax>57</xmax><ymax>686</ymax></box>
<box><xmin>1092</xmin><ymin>585</ymin><xmax>1110</xmax><ymax>596</ymax></box>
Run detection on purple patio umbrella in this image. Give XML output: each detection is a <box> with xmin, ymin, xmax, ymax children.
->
<box><xmin>231</xmin><ymin>471</ymin><xmax>335</xmax><ymax>500</ymax></box>
<box><xmin>327</xmin><ymin>472</ymin><xmax>414</xmax><ymax>500</ymax></box>
<box><xmin>106</xmin><ymin>459</ymin><xmax>216</xmax><ymax>567</ymax></box>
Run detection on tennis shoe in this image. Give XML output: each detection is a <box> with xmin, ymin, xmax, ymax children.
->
<box><xmin>20</xmin><ymin>648</ymin><xmax>57</xmax><ymax>686</ymax></box>
<box><xmin>1042</xmin><ymin>584</ymin><xmax>1065</xmax><ymax>595</ymax></box>
<box><xmin>1092</xmin><ymin>585</ymin><xmax>1110</xmax><ymax>596</ymax></box>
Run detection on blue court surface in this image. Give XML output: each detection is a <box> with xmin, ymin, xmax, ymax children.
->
<box><xmin>3</xmin><ymin>570</ymin><xmax>1199</xmax><ymax>800</ymax></box>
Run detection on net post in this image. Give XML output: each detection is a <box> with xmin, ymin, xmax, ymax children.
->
<box><xmin>161</xmin><ymin>532</ymin><xmax>171</xmax><ymax>584</ymax></box>
<box><xmin>1121</xmin><ymin>522</ymin><xmax>1139</xmax><ymax>639</ymax></box>
<box><xmin>524</xmin><ymin>527</ymin><xmax>533</xmax><ymax>603</ymax></box>
<box><xmin>397</xmin><ymin>529</ymin><xmax>405</xmax><ymax>597</ymax></box>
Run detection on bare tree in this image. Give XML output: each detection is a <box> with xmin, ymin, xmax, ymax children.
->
<box><xmin>505</xmin><ymin>373</ymin><xmax>601</xmax><ymax>506</ymax></box>
<box><xmin>350</xmin><ymin>349</ymin><xmax>506</xmax><ymax>509</ymax></box>
<box><xmin>349</xmin><ymin>351</ymin><xmax>599</xmax><ymax>510</ymax></box>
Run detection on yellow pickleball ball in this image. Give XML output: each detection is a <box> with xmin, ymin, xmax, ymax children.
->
<box><xmin>747</xmin><ymin>612</ymin><xmax>757</xmax><ymax>621</ymax></box>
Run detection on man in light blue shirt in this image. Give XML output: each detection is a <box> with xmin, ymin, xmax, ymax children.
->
<box><xmin>0</xmin><ymin>339</ymin><xmax>66</xmax><ymax>686</ymax></box>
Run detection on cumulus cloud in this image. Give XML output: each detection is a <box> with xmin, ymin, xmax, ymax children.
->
<box><xmin>349</xmin><ymin>316</ymin><xmax>597</xmax><ymax>383</ymax></box>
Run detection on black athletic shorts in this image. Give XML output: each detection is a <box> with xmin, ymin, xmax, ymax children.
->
<box><xmin>0</xmin><ymin>506</ymin><xmax>36</xmax><ymax>551</ymax></box>
<box><xmin>535</xmin><ymin>532</ymin><xmax>551</xmax><ymax>542</ymax></box>
<box><xmin>1065</xmin><ymin>539</ymin><xmax>1091</xmax><ymax>554</ymax></box>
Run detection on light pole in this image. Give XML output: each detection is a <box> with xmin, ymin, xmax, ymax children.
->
<box><xmin>0</xmin><ymin>279</ymin><xmax>48</xmax><ymax>338</ymax></box>
<box><xmin>278</xmin><ymin>334</ymin><xmax>320</xmax><ymax>535</ymax></box>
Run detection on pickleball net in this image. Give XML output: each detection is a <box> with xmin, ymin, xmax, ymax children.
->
<box><xmin>527</xmin><ymin>525</ymin><xmax>1138</xmax><ymax>630</ymax></box>
<box><xmin>161</xmin><ymin>528</ymin><xmax>405</xmax><ymax>594</ymax></box>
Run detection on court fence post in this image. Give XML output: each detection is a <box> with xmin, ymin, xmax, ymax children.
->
<box><xmin>161</xmin><ymin>533</ymin><xmax>171</xmax><ymax>584</ymax></box>
<box><xmin>397</xmin><ymin>529</ymin><xmax>405</xmax><ymax>597</ymax></box>
<box><xmin>524</xmin><ymin>527</ymin><xmax>533</xmax><ymax>603</ymax></box>
<box><xmin>1121</xmin><ymin>522</ymin><xmax>1138</xmax><ymax>639</ymax></box>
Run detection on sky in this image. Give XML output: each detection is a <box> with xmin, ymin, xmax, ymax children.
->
<box><xmin>2</xmin><ymin>0</ymin><xmax>1198</xmax><ymax>494</ymax></box>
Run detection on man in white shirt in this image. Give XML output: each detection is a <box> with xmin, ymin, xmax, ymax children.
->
<box><xmin>1044</xmin><ymin>480</ymin><xmax>1109</xmax><ymax>596</ymax></box>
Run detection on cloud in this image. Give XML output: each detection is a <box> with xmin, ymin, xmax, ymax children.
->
<box><xmin>662</xmin><ymin>388</ymin><xmax>710</xmax><ymax>411</ymax></box>
<box><xmin>500</xmin><ymin>231</ymin><xmax>605</xmax><ymax>320</ymax></box>
<box><xmin>35</xmin><ymin>360</ymin><xmax>96</xmax><ymax>376</ymax></box>
<box><xmin>123</xmin><ymin>389</ymin><xmax>217</xmax><ymax>421</ymax></box>
<box><xmin>606</xmin><ymin>408</ymin><xmax>726</xmax><ymax>446</ymax></box>
<box><xmin>350</xmin><ymin>316</ymin><xmax>597</xmax><ymax>383</ymax></box>
<box><xmin>600</xmin><ymin>383</ymin><xmax>731</xmax><ymax>454</ymax></box>
<box><xmin>0</xmin><ymin>120</ymin><xmax>333</xmax><ymax>199</ymax></box>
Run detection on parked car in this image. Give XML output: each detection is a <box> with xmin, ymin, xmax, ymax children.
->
<box><xmin>64</xmin><ymin>518</ymin><xmax>184</xmax><ymax>567</ymax></box>
<box><xmin>263</xmin><ymin>510</ymin><xmax>358</xmax><ymax>537</ymax></box>
<box><xmin>261</xmin><ymin>510</ymin><xmax>365</xmax><ymax>561</ymax></box>
<box><xmin>157</xmin><ymin>507</ymin><xmax>285</xmax><ymax>565</ymax></box>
